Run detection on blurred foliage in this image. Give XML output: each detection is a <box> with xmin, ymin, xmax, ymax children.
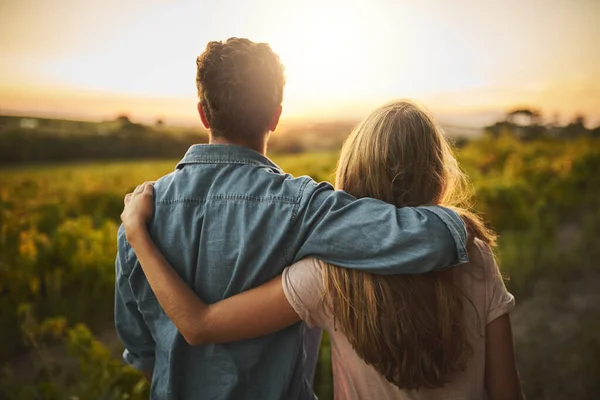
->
<box><xmin>459</xmin><ymin>134</ymin><xmax>600</xmax><ymax>295</ymax></box>
<box><xmin>0</xmin><ymin>308</ymin><xmax>148</xmax><ymax>399</ymax></box>
<box><xmin>0</xmin><ymin>115</ymin><xmax>209</xmax><ymax>164</ymax></box>
<box><xmin>2</xmin><ymin>110</ymin><xmax>599</xmax><ymax>163</ymax></box>
<box><xmin>0</xmin><ymin>132</ymin><xmax>599</xmax><ymax>398</ymax></box>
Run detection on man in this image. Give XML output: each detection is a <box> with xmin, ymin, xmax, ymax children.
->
<box><xmin>115</xmin><ymin>37</ymin><xmax>468</xmax><ymax>400</ymax></box>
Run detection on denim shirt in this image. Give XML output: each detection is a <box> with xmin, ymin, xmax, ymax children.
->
<box><xmin>115</xmin><ymin>144</ymin><xmax>468</xmax><ymax>400</ymax></box>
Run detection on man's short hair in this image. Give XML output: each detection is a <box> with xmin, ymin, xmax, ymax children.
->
<box><xmin>196</xmin><ymin>38</ymin><xmax>285</xmax><ymax>140</ymax></box>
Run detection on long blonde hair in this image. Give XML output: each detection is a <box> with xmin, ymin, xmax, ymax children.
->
<box><xmin>323</xmin><ymin>100</ymin><xmax>495</xmax><ymax>389</ymax></box>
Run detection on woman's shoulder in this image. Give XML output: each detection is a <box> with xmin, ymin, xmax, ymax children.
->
<box><xmin>455</xmin><ymin>238</ymin><xmax>499</xmax><ymax>295</ymax></box>
<box><xmin>285</xmin><ymin>257</ymin><xmax>324</xmax><ymax>286</ymax></box>
<box><xmin>465</xmin><ymin>238</ymin><xmax>496</xmax><ymax>272</ymax></box>
<box><xmin>460</xmin><ymin>238</ymin><xmax>515</xmax><ymax>322</ymax></box>
<box><xmin>281</xmin><ymin>258</ymin><xmax>327</xmax><ymax>327</ymax></box>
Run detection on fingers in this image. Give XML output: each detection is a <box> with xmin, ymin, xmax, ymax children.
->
<box><xmin>143</xmin><ymin>183</ymin><xmax>154</xmax><ymax>196</ymax></box>
<box><xmin>134</xmin><ymin>181</ymin><xmax>155</xmax><ymax>193</ymax></box>
<box><xmin>139</xmin><ymin>181</ymin><xmax>155</xmax><ymax>198</ymax></box>
<box><xmin>126</xmin><ymin>181</ymin><xmax>155</xmax><ymax>204</ymax></box>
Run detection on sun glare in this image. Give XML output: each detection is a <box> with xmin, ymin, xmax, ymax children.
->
<box><xmin>264</xmin><ymin>5</ymin><xmax>390</xmax><ymax>116</ymax></box>
<box><xmin>1</xmin><ymin>0</ymin><xmax>598</xmax><ymax>123</ymax></box>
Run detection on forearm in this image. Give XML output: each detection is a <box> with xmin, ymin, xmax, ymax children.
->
<box><xmin>485</xmin><ymin>314</ymin><xmax>525</xmax><ymax>400</ymax></box>
<box><xmin>193</xmin><ymin>276</ymin><xmax>301</xmax><ymax>344</ymax></box>
<box><xmin>126</xmin><ymin>228</ymin><xmax>300</xmax><ymax>345</ymax></box>
<box><xmin>127</xmin><ymin>228</ymin><xmax>209</xmax><ymax>344</ymax></box>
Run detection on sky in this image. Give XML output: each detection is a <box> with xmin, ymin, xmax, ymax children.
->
<box><xmin>1</xmin><ymin>0</ymin><xmax>599</xmax><ymax>126</ymax></box>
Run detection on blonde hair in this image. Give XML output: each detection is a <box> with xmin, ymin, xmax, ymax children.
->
<box><xmin>323</xmin><ymin>100</ymin><xmax>495</xmax><ymax>389</ymax></box>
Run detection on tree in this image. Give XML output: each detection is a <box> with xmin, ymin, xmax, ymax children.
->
<box><xmin>572</xmin><ymin>114</ymin><xmax>586</xmax><ymax>129</ymax></box>
<box><xmin>561</xmin><ymin>113</ymin><xmax>588</xmax><ymax>138</ymax></box>
<box><xmin>115</xmin><ymin>114</ymin><xmax>132</xmax><ymax>126</ymax></box>
<box><xmin>506</xmin><ymin>108</ymin><xmax>542</xmax><ymax>126</ymax></box>
<box><xmin>503</xmin><ymin>108</ymin><xmax>545</xmax><ymax>140</ymax></box>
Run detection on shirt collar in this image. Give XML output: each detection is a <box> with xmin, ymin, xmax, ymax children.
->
<box><xmin>176</xmin><ymin>144</ymin><xmax>282</xmax><ymax>172</ymax></box>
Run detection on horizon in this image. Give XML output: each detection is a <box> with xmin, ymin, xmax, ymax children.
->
<box><xmin>1</xmin><ymin>0</ymin><xmax>599</xmax><ymax>127</ymax></box>
<box><xmin>0</xmin><ymin>103</ymin><xmax>505</xmax><ymax>131</ymax></box>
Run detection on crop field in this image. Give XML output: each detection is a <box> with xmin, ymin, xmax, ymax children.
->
<box><xmin>1</xmin><ymin>135</ymin><xmax>599</xmax><ymax>399</ymax></box>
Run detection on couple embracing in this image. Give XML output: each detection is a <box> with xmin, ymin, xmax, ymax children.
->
<box><xmin>116</xmin><ymin>37</ymin><xmax>523</xmax><ymax>400</ymax></box>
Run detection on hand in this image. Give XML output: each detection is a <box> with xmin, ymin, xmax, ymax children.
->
<box><xmin>121</xmin><ymin>181</ymin><xmax>155</xmax><ymax>240</ymax></box>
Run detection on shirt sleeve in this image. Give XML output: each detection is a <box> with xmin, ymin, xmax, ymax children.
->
<box><xmin>477</xmin><ymin>240</ymin><xmax>516</xmax><ymax>325</ymax></box>
<box><xmin>114</xmin><ymin>224</ymin><xmax>156</xmax><ymax>372</ymax></box>
<box><xmin>291</xmin><ymin>180</ymin><xmax>469</xmax><ymax>274</ymax></box>
<box><xmin>281</xmin><ymin>258</ymin><xmax>327</xmax><ymax>329</ymax></box>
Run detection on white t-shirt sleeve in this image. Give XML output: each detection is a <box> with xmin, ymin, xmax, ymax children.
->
<box><xmin>477</xmin><ymin>240</ymin><xmax>516</xmax><ymax>324</ymax></box>
<box><xmin>281</xmin><ymin>257</ymin><xmax>326</xmax><ymax>328</ymax></box>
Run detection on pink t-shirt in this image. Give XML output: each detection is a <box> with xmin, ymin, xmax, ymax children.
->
<box><xmin>282</xmin><ymin>239</ymin><xmax>515</xmax><ymax>400</ymax></box>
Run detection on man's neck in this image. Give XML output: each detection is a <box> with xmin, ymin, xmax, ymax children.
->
<box><xmin>209</xmin><ymin>134</ymin><xmax>268</xmax><ymax>156</ymax></box>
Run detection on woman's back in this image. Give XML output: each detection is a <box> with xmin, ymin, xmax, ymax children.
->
<box><xmin>282</xmin><ymin>238</ymin><xmax>515</xmax><ymax>400</ymax></box>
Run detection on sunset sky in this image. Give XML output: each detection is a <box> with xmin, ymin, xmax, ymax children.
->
<box><xmin>1</xmin><ymin>0</ymin><xmax>599</xmax><ymax>126</ymax></box>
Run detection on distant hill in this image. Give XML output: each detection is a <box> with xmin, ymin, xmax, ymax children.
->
<box><xmin>0</xmin><ymin>114</ymin><xmax>209</xmax><ymax>164</ymax></box>
<box><xmin>0</xmin><ymin>113</ymin><xmax>488</xmax><ymax>163</ymax></box>
<box><xmin>442</xmin><ymin>125</ymin><xmax>484</xmax><ymax>138</ymax></box>
<box><xmin>0</xmin><ymin>114</ymin><xmax>121</xmax><ymax>135</ymax></box>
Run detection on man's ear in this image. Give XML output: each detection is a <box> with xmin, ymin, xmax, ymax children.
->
<box><xmin>197</xmin><ymin>102</ymin><xmax>210</xmax><ymax>129</ymax></box>
<box><xmin>268</xmin><ymin>105</ymin><xmax>283</xmax><ymax>132</ymax></box>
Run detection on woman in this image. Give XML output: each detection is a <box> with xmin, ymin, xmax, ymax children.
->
<box><xmin>121</xmin><ymin>100</ymin><xmax>523</xmax><ymax>399</ymax></box>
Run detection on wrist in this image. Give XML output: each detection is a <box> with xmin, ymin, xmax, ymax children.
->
<box><xmin>124</xmin><ymin>221</ymin><xmax>149</xmax><ymax>245</ymax></box>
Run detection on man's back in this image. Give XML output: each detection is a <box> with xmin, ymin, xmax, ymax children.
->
<box><xmin>117</xmin><ymin>145</ymin><xmax>317</xmax><ymax>399</ymax></box>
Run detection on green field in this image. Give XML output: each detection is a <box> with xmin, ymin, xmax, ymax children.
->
<box><xmin>1</xmin><ymin>134</ymin><xmax>599</xmax><ymax>399</ymax></box>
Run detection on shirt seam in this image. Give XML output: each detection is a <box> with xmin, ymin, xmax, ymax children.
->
<box><xmin>179</xmin><ymin>158</ymin><xmax>271</xmax><ymax>166</ymax></box>
<box><xmin>176</xmin><ymin>144</ymin><xmax>284</xmax><ymax>172</ymax></box>
<box><xmin>156</xmin><ymin>194</ymin><xmax>298</xmax><ymax>205</ymax></box>
<box><xmin>283</xmin><ymin>177</ymin><xmax>312</xmax><ymax>265</ymax></box>
<box><xmin>120</xmin><ymin>230</ymin><xmax>134</xmax><ymax>279</ymax></box>
<box><xmin>177</xmin><ymin>158</ymin><xmax>282</xmax><ymax>173</ymax></box>
<box><xmin>290</xmin><ymin>177</ymin><xmax>312</xmax><ymax>223</ymax></box>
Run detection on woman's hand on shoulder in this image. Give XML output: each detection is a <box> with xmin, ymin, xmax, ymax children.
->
<box><xmin>121</xmin><ymin>181</ymin><xmax>155</xmax><ymax>243</ymax></box>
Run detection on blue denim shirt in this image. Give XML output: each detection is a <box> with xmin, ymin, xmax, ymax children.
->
<box><xmin>115</xmin><ymin>144</ymin><xmax>468</xmax><ymax>400</ymax></box>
